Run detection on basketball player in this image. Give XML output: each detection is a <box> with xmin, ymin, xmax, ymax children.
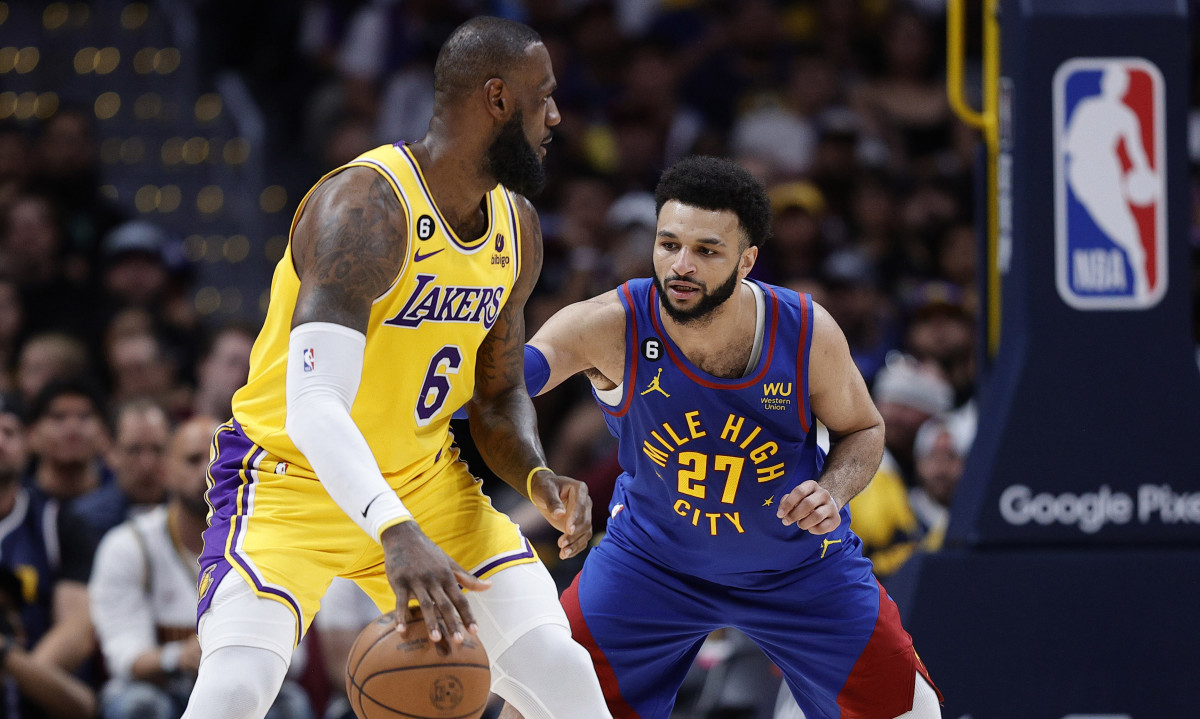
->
<box><xmin>504</xmin><ymin>157</ymin><xmax>942</xmax><ymax>719</ymax></box>
<box><xmin>182</xmin><ymin>18</ymin><xmax>611</xmax><ymax>719</ymax></box>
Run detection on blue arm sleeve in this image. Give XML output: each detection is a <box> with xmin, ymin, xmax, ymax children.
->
<box><xmin>452</xmin><ymin>344</ymin><xmax>552</xmax><ymax>420</ymax></box>
<box><xmin>523</xmin><ymin>344</ymin><xmax>551</xmax><ymax>396</ymax></box>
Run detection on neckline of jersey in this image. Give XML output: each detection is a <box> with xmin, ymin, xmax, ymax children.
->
<box><xmin>647</xmin><ymin>279</ymin><xmax>777</xmax><ymax>390</ymax></box>
<box><xmin>395</xmin><ymin>143</ymin><xmax>495</xmax><ymax>252</ymax></box>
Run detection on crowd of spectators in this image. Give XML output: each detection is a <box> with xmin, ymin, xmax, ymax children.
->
<box><xmin>0</xmin><ymin>1</ymin><xmax>1197</xmax><ymax>718</ymax></box>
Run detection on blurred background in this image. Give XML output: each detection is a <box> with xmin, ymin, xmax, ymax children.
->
<box><xmin>0</xmin><ymin>1</ymin><xmax>1196</xmax><ymax>719</ymax></box>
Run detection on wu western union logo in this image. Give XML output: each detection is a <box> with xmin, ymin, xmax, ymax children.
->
<box><xmin>761</xmin><ymin>382</ymin><xmax>792</xmax><ymax>411</ymax></box>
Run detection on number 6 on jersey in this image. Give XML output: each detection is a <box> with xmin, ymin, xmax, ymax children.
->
<box><xmin>416</xmin><ymin>345</ymin><xmax>463</xmax><ymax>426</ymax></box>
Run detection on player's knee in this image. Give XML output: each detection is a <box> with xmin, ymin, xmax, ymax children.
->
<box><xmin>495</xmin><ymin>623</ymin><xmax>594</xmax><ymax>683</ymax></box>
<box><xmin>190</xmin><ymin>646</ymin><xmax>289</xmax><ymax>719</ymax></box>
<box><xmin>218</xmin><ymin>673</ymin><xmax>279</xmax><ymax>718</ymax></box>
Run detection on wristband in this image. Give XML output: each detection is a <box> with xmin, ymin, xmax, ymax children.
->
<box><xmin>159</xmin><ymin>640</ymin><xmax>183</xmax><ymax>674</ymax></box>
<box><xmin>526</xmin><ymin>466</ymin><xmax>552</xmax><ymax>498</ymax></box>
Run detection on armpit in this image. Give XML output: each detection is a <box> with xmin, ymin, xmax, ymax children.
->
<box><xmin>584</xmin><ymin>366</ymin><xmax>618</xmax><ymax>391</ymax></box>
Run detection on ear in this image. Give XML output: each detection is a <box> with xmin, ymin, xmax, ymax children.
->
<box><xmin>738</xmin><ymin>245</ymin><xmax>759</xmax><ymax>279</ymax></box>
<box><xmin>483</xmin><ymin>78</ymin><xmax>509</xmax><ymax>121</ymax></box>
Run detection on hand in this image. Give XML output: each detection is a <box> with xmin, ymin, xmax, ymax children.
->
<box><xmin>179</xmin><ymin>636</ymin><xmax>202</xmax><ymax>676</ymax></box>
<box><xmin>777</xmin><ymin>480</ymin><xmax>842</xmax><ymax>534</ymax></box>
<box><xmin>380</xmin><ymin>521</ymin><xmax>491</xmax><ymax>643</ymax></box>
<box><xmin>529</xmin><ymin>471</ymin><xmax>593</xmax><ymax>559</ymax></box>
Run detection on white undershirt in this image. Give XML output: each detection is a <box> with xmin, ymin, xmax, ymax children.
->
<box><xmin>595</xmin><ymin>280</ymin><xmax>765</xmax><ymax>405</ymax></box>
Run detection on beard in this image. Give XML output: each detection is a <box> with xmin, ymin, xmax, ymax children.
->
<box><xmin>483</xmin><ymin>110</ymin><xmax>546</xmax><ymax>197</ymax></box>
<box><xmin>652</xmin><ymin>264</ymin><xmax>741</xmax><ymax>326</ymax></box>
<box><xmin>174</xmin><ymin>490</ymin><xmax>210</xmax><ymax>520</ymax></box>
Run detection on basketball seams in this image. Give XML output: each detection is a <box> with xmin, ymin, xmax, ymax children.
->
<box><xmin>350</xmin><ymin>622</ymin><xmax>399</xmax><ymax>679</ymax></box>
<box><xmin>346</xmin><ymin>614</ymin><xmax>490</xmax><ymax>719</ymax></box>
<box><xmin>347</xmin><ymin>620</ymin><xmax>404</xmax><ymax>719</ymax></box>
<box><xmin>363</xmin><ymin>663</ymin><xmax>490</xmax><ymax>674</ymax></box>
<box><xmin>356</xmin><ymin>688</ymin><xmax>488</xmax><ymax>719</ymax></box>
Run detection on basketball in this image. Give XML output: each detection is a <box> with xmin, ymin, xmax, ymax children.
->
<box><xmin>345</xmin><ymin>612</ymin><xmax>490</xmax><ymax>719</ymax></box>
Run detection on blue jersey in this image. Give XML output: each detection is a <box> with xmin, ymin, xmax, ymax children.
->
<box><xmin>0</xmin><ymin>486</ymin><xmax>61</xmax><ymax>646</ymax></box>
<box><xmin>595</xmin><ymin>278</ymin><xmax>852</xmax><ymax>586</ymax></box>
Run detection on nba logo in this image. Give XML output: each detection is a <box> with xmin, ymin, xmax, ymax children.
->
<box><xmin>1053</xmin><ymin>57</ymin><xmax>1165</xmax><ymax>310</ymax></box>
<box><xmin>302</xmin><ymin>348</ymin><xmax>315</xmax><ymax>372</ymax></box>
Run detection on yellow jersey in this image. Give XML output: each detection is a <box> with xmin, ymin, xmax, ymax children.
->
<box><xmin>232</xmin><ymin>143</ymin><xmax>523</xmax><ymax>482</ymax></box>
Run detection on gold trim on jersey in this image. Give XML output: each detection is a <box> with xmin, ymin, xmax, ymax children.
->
<box><xmin>232</xmin><ymin>143</ymin><xmax>522</xmax><ymax>482</ymax></box>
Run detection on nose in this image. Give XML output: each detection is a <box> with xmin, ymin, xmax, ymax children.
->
<box><xmin>546</xmin><ymin>97</ymin><xmax>561</xmax><ymax>128</ymax></box>
<box><xmin>670</xmin><ymin>247</ymin><xmax>696</xmax><ymax>277</ymax></box>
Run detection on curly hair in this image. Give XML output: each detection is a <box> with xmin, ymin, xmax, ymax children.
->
<box><xmin>653</xmin><ymin>156</ymin><xmax>772</xmax><ymax>249</ymax></box>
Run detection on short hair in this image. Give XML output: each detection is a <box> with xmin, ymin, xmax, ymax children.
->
<box><xmin>654</xmin><ymin>156</ymin><xmax>772</xmax><ymax>249</ymax></box>
<box><xmin>110</xmin><ymin>397</ymin><xmax>169</xmax><ymax>437</ymax></box>
<box><xmin>26</xmin><ymin>377</ymin><xmax>107</xmax><ymax>428</ymax></box>
<box><xmin>433</xmin><ymin>17</ymin><xmax>543</xmax><ymax>100</ymax></box>
<box><xmin>198</xmin><ymin>320</ymin><xmax>258</xmax><ymax>361</ymax></box>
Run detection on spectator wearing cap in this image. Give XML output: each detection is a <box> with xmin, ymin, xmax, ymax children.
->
<box><xmin>910</xmin><ymin>405</ymin><xmax>977</xmax><ymax>550</ymax></box>
<box><xmin>848</xmin><ymin>354</ymin><xmax>955</xmax><ymax>578</ymax></box>
<box><xmin>871</xmin><ymin>351</ymin><xmax>953</xmax><ymax>484</ymax></box>
<box><xmin>101</xmin><ymin>221</ymin><xmax>172</xmax><ymax>309</ymax></box>
<box><xmin>903</xmin><ymin>280</ymin><xmax>975</xmax><ymax>407</ymax></box>
<box><xmin>98</xmin><ymin>222</ymin><xmax>199</xmax><ymax>403</ymax></box>
<box><xmin>604</xmin><ymin>191</ymin><xmax>657</xmax><ymax>284</ymax></box>
<box><xmin>819</xmin><ymin>249</ymin><xmax>901</xmax><ymax>384</ymax></box>
<box><xmin>760</xmin><ymin>180</ymin><xmax>828</xmax><ymax>285</ymax></box>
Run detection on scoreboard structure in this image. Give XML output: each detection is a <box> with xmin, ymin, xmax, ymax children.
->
<box><xmin>893</xmin><ymin>2</ymin><xmax>1200</xmax><ymax>717</ymax></box>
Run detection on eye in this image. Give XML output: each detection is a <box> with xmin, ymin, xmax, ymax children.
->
<box><xmin>659</xmin><ymin>241</ymin><xmax>678</xmax><ymax>251</ymax></box>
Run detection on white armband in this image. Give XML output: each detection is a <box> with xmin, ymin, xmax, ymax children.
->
<box><xmin>285</xmin><ymin>322</ymin><xmax>412</xmax><ymax>541</ymax></box>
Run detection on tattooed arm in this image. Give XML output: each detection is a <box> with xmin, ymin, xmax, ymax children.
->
<box><xmin>289</xmin><ymin>168</ymin><xmax>489</xmax><ymax>643</ymax></box>
<box><xmin>291</xmin><ymin>168</ymin><xmax>404</xmax><ymax>330</ymax></box>
<box><xmin>466</xmin><ymin>196</ymin><xmax>593</xmax><ymax>559</ymax></box>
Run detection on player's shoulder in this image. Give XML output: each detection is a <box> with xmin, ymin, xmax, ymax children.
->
<box><xmin>808</xmin><ymin>299</ymin><xmax>837</xmax><ymax>334</ymax></box>
<box><xmin>555</xmin><ymin>288</ymin><xmax>627</xmax><ymax>336</ymax></box>
<box><xmin>506</xmin><ymin>191</ymin><xmax>538</xmax><ymax>227</ymax></box>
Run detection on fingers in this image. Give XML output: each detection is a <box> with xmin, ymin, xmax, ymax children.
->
<box><xmin>553</xmin><ymin>480</ymin><xmax>592</xmax><ymax>559</ymax></box>
<box><xmin>394</xmin><ymin>587</ymin><xmax>413</xmax><ymax>635</ymax></box>
<box><xmin>804</xmin><ymin>514</ymin><xmax>841</xmax><ymax>535</ymax></box>
<box><xmin>394</xmin><ymin>571</ymin><xmax>490</xmax><ymax>643</ymax></box>
<box><xmin>536</xmin><ymin>476</ymin><xmax>566</xmax><ymax>518</ymax></box>
<box><xmin>777</xmin><ymin>480</ymin><xmax>841</xmax><ymax>534</ymax></box>
<box><xmin>776</xmin><ymin>480</ymin><xmax>816</xmax><ymax>521</ymax></box>
<box><xmin>452</xmin><ymin>566</ymin><xmax>492</xmax><ymax>593</ymax></box>
<box><xmin>559</xmin><ymin>530</ymin><xmax>591</xmax><ymax>559</ymax></box>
